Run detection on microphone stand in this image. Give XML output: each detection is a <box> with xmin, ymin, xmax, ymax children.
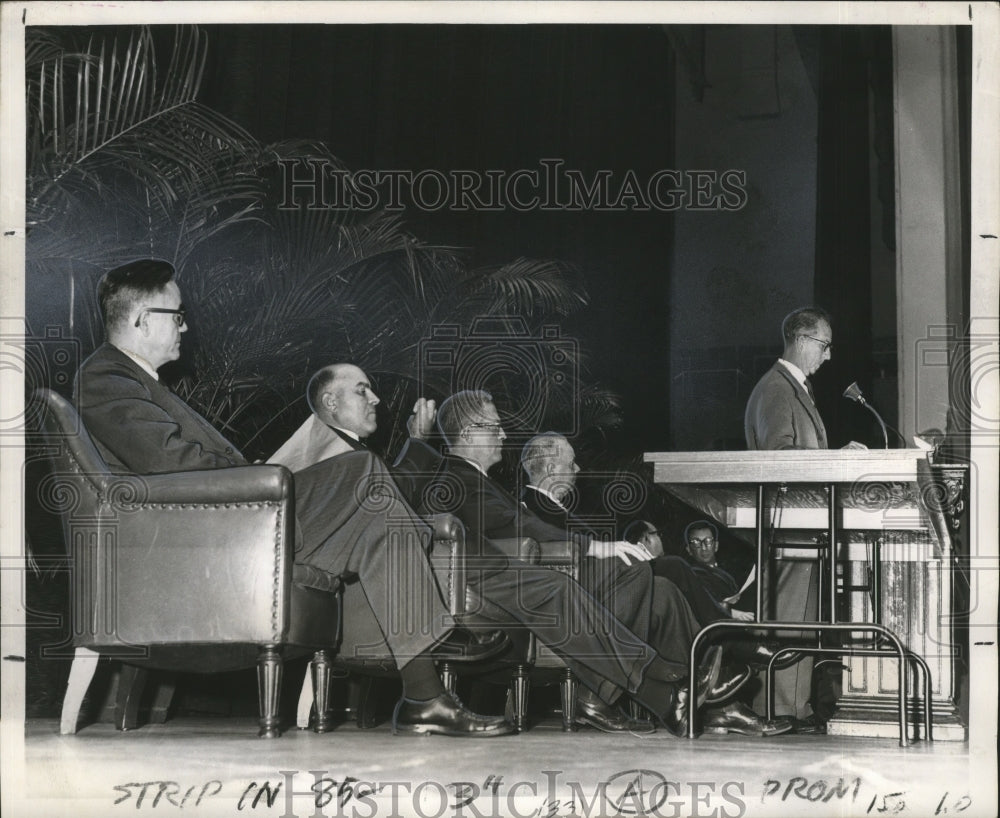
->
<box><xmin>843</xmin><ymin>382</ymin><xmax>889</xmax><ymax>449</ymax></box>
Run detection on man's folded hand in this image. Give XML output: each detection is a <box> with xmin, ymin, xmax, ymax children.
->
<box><xmin>586</xmin><ymin>540</ymin><xmax>653</xmax><ymax>565</ymax></box>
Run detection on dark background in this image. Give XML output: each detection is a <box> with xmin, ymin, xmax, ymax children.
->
<box><xmin>24</xmin><ymin>22</ymin><xmax>972</xmax><ymax>720</ymax></box>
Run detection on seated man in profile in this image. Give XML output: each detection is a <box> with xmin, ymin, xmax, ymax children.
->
<box><xmin>281</xmin><ymin>373</ymin><xmax>747</xmax><ymax>734</ymax></box>
<box><xmin>75</xmin><ymin>260</ymin><xmax>512</xmax><ymax>738</ymax></box>
<box><xmin>622</xmin><ymin>519</ymin><xmax>755</xmax><ymax>623</ymax></box>
<box><xmin>397</xmin><ymin>390</ymin><xmax>759</xmax><ymax>734</ymax></box>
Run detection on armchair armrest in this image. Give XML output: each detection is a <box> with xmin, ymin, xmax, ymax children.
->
<box><xmin>535</xmin><ymin>540</ymin><xmax>577</xmax><ymax>567</ymax></box>
<box><xmin>113</xmin><ymin>465</ymin><xmax>292</xmax><ymax>507</ymax></box>
<box><xmin>487</xmin><ymin>537</ymin><xmax>540</xmax><ymax>565</ymax></box>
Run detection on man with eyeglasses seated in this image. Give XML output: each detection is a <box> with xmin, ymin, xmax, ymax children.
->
<box><xmin>619</xmin><ymin>519</ymin><xmax>793</xmax><ymax>737</ymax></box>
<box><xmin>744</xmin><ymin>306</ymin><xmax>865</xmax><ymax>732</ymax></box>
<box><xmin>75</xmin><ymin>260</ymin><xmax>515</xmax><ymax>738</ymax></box>
<box><xmin>622</xmin><ymin>520</ymin><xmax>754</xmax><ymax>623</ymax></box>
<box><xmin>396</xmin><ymin>390</ymin><xmax>748</xmax><ymax>736</ymax></box>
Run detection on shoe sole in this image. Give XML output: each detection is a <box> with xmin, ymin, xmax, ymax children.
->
<box><xmin>574</xmin><ymin>715</ymin><xmax>655</xmax><ymax>734</ymax></box>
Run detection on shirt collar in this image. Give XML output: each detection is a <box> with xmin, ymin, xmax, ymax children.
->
<box><xmin>115</xmin><ymin>345</ymin><xmax>159</xmax><ymax>380</ymax></box>
<box><xmin>527</xmin><ymin>484</ymin><xmax>566</xmax><ymax>508</ymax></box>
<box><xmin>454</xmin><ymin>453</ymin><xmax>489</xmax><ymax>477</ymax></box>
<box><xmin>331</xmin><ymin>425</ymin><xmax>360</xmax><ymax>442</ymax></box>
<box><xmin>777</xmin><ymin>358</ymin><xmax>809</xmax><ymax>390</ymax></box>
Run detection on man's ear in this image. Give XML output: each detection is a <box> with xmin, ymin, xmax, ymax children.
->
<box><xmin>323</xmin><ymin>391</ymin><xmax>337</xmax><ymax>415</ymax></box>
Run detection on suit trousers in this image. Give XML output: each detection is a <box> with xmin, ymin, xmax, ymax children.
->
<box><xmin>292</xmin><ymin>451</ymin><xmax>455</xmax><ymax>668</ymax></box>
<box><xmin>753</xmin><ymin>558</ymin><xmax>818</xmax><ymax>720</ymax></box>
<box><xmin>463</xmin><ymin>557</ymin><xmax>690</xmax><ymax>715</ymax></box>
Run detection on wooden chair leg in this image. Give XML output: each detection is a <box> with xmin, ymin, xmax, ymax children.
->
<box><xmin>60</xmin><ymin>647</ymin><xmax>100</xmax><ymax>735</ymax></box>
<box><xmin>115</xmin><ymin>664</ymin><xmax>149</xmax><ymax>731</ymax></box>
<box><xmin>351</xmin><ymin>675</ymin><xmax>378</xmax><ymax>729</ymax></box>
<box><xmin>311</xmin><ymin>650</ymin><xmax>333</xmax><ymax>734</ymax></box>
<box><xmin>560</xmin><ymin>669</ymin><xmax>578</xmax><ymax>732</ymax></box>
<box><xmin>256</xmin><ymin>644</ymin><xmax>283</xmax><ymax>738</ymax></box>
<box><xmin>297</xmin><ymin>667</ymin><xmax>314</xmax><ymax>730</ymax></box>
<box><xmin>149</xmin><ymin>673</ymin><xmax>177</xmax><ymax>724</ymax></box>
<box><xmin>509</xmin><ymin>665</ymin><xmax>530</xmax><ymax>733</ymax></box>
<box><xmin>439</xmin><ymin>661</ymin><xmax>457</xmax><ymax>694</ymax></box>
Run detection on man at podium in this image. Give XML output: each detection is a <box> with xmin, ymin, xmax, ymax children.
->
<box><xmin>744</xmin><ymin>306</ymin><xmax>865</xmax><ymax>730</ymax></box>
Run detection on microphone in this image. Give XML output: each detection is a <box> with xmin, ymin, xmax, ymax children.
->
<box><xmin>843</xmin><ymin>382</ymin><xmax>889</xmax><ymax>449</ymax></box>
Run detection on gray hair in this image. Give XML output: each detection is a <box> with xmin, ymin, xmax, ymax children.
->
<box><xmin>436</xmin><ymin>390</ymin><xmax>494</xmax><ymax>447</ymax></box>
<box><xmin>520</xmin><ymin>432</ymin><xmax>566</xmax><ymax>482</ymax></box>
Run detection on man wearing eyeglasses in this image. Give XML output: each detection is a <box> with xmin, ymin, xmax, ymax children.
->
<box><xmin>396</xmin><ymin>390</ymin><xmax>749</xmax><ymax>736</ymax></box>
<box><xmin>75</xmin><ymin>260</ymin><xmax>518</xmax><ymax>738</ymax></box>
<box><xmin>743</xmin><ymin>306</ymin><xmax>863</xmax><ymax>730</ymax></box>
<box><xmin>745</xmin><ymin>306</ymin><xmax>866</xmax><ymax>451</ymax></box>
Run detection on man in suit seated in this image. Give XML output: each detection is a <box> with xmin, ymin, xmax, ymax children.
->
<box><xmin>521</xmin><ymin>435</ymin><xmax>791</xmax><ymax>737</ymax></box>
<box><xmin>396</xmin><ymin>390</ymin><xmax>762</xmax><ymax>734</ymax></box>
<box><xmin>75</xmin><ymin>259</ymin><xmax>513</xmax><ymax>738</ymax></box>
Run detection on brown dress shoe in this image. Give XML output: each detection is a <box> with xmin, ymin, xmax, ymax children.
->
<box><xmin>392</xmin><ymin>691</ymin><xmax>515</xmax><ymax>737</ymax></box>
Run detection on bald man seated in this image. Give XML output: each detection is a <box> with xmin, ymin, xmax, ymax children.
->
<box><xmin>77</xmin><ymin>261</ymin><xmax>512</xmax><ymax>738</ymax></box>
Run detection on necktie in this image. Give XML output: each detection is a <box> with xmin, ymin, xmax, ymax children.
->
<box><xmin>805</xmin><ymin>380</ymin><xmax>816</xmax><ymax>403</ymax></box>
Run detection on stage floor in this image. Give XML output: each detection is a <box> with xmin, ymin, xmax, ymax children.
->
<box><xmin>7</xmin><ymin>716</ymin><xmax>995</xmax><ymax>818</ymax></box>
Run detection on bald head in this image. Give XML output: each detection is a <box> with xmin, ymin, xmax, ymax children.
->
<box><xmin>307</xmin><ymin>363</ymin><xmax>380</xmax><ymax>437</ymax></box>
<box><xmin>521</xmin><ymin>432</ymin><xmax>579</xmax><ymax>500</ymax></box>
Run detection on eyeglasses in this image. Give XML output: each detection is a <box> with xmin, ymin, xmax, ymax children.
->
<box><xmin>465</xmin><ymin>422</ymin><xmax>503</xmax><ymax>434</ymax></box>
<box><xmin>687</xmin><ymin>536</ymin><xmax>717</xmax><ymax>548</ymax></box>
<box><xmin>135</xmin><ymin>307</ymin><xmax>186</xmax><ymax>328</ymax></box>
<box><xmin>799</xmin><ymin>334</ymin><xmax>832</xmax><ymax>353</ymax></box>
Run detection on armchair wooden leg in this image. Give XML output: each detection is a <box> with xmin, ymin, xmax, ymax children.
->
<box><xmin>439</xmin><ymin>661</ymin><xmax>457</xmax><ymax>695</ymax></box>
<box><xmin>115</xmin><ymin>664</ymin><xmax>149</xmax><ymax>731</ymax></box>
<box><xmin>60</xmin><ymin>647</ymin><xmax>100</xmax><ymax>735</ymax></box>
<box><xmin>311</xmin><ymin>651</ymin><xmax>333</xmax><ymax>733</ymax></box>
<box><xmin>351</xmin><ymin>675</ymin><xmax>378</xmax><ymax>729</ymax></box>
<box><xmin>508</xmin><ymin>664</ymin><xmax>530</xmax><ymax>733</ymax></box>
<box><xmin>256</xmin><ymin>644</ymin><xmax>283</xmax><ymax>738</ymax></box>
<box><xmin>149</xmin><ymin>673</ymin><xmax>177</xmax><ymax>724</ymax></box>
<box><xmin>560</xmin><ymin>669</ymin><xmax>578</xmax><ymax>732</ymax></box>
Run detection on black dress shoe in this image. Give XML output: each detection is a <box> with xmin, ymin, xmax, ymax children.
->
<box><xmin>705</xmin><ymin>664</ymin><xmax>752</xmax><ymax>704</ymax></box>
<box><xmin>575</xmin><ymin>698</ymin><xmax>656</xmax><ymax>734</ymax></box>
<box><xmin>392</xmin><ymin>691</ymin><xmax>515</xmax><ymax>737</ymax></box>
<box><xmin>694</xmin><ymin>645</ymin><xmax>723</xmax><ymax>709</ymax></box>
<box><xmin>786</xmin><ymin>714</ymin><xmax>827</xmax><ymax>735</ymax></box>
<box><xmin>661</xmin><ymin>686</ymin><xmax>689</xmax><ymax>737</ymax></box>
<box><xmin>432</xmin><ymin>629</ymin><xmax>510</xmax><ymax>662</ymax></box>
<box><xmin>748</xmin><ymin>643</ymin><xmax>802</xmax><ymax>671</ymax></box>
<box><xmin>702</xmin><ymin>701</ymin><xmax>794</xmax><ymax>737</ymax></box>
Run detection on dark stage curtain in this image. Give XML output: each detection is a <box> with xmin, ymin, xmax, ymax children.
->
<box><xmin>812</xmin><ymin>26</ymin><xmax>895</xmax><ymax>447</ymax></box>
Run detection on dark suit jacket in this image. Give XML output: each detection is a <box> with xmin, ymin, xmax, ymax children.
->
<box><xmin>75</xmin><ymin>344</ymin><xmax>245</xmax><ymax>473</ymax></box>
<box><xmin>744</xmin><ymin>361</ymin><xmax>828</xmax><ymax>450</ymax></box>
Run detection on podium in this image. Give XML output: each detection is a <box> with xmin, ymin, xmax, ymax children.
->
<box><xmin>643</xmin><ymin>449</ymin><xmax>967</xmax><ymax>741</ymax></box>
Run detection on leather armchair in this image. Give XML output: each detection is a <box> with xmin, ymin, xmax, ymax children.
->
<box><xmin>34</xmin><ymin>388</ymin><xmax>342</xmax><ymax>738</ymax></box>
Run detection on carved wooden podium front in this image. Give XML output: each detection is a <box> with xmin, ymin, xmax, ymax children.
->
<box><xmin>643</xmin><ymin>449</ymin><xmax>967</xmax><ymax>741</ymax></box>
